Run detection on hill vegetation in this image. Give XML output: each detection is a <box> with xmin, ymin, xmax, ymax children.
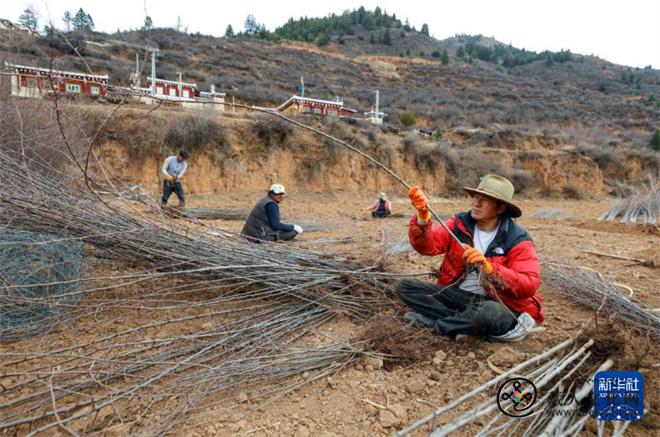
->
<box><xmin>1</xmin><ymin>6</ymin><xmax>659</xmax><ymax>155</ymax></box>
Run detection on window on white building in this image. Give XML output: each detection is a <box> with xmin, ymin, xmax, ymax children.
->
<box><xmin>169</xmin><ymin>88</ymin><xmax>177</xmax><ymax>96</ymax></box>
<box><xmin>26</xmin><ymin>77</ymin><xmax>37</xmax><ymax>88</ymax></box>
<box><xmin>313</xmin><ymin>108</ymin><xmax>322</xmax><ymax>115</ymax></box>
<box><xmin>183</xmin><ymin>89</ymin><xmax>190</xmax><ymax>98</ymax></box>
<box><xmin>90</xmin><ymin>86</ymin><xmax>100</xmax><ymax>96</ymax></box>
<box><xmin>156</xmin><ymin>86</ymin><xmax>164</xmax><ymax>95</ymax></box>
<box><xmin>65</xmin><ymin>83</ymin><xmax>81</xmax><ymax>93</ymax></box>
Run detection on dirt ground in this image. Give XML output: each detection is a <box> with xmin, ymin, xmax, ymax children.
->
<box><xmin>166</xmin><ymin>191</ymin><xmax>659</xmax><ymax>436</ymax></box>
<box><xmin>2</xmin><ymin>191</ymin><xmax>657</xmax><ymax>436</ymax></box>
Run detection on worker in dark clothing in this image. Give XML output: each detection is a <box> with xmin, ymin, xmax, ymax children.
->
<box><xmin>365</xmin><ymin>192</ymin><xmax>392</xmax><ymax>218</ymax></box>
<box><xmin>161</xmin><ymin>150</ymin><xmax>190</xmax><ymax>208</ymax></box>
<box><xmin>241</xmin><ymin>184</ymin><xmax>303</xmax><ymax>242</ymax></box>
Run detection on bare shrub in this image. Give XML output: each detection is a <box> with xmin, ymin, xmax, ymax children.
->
<box><xmin>562</xmin><ymin>185</ymin><xmax>583</xmax><ymax>199</ymax></box>
<box><xmin>509</xmin><ymin>169</ymin><xmax>538</xmax><ymax>194</ymax></box>
<box><xmin>574</xmin><ymin>144</ymin><xmax>617</xmax><ymax>167</ymax></box>
<box><xmin>519</xmin><ymin>150</ymin><xmax>543</xmax><ymax>160</ymax></box>
<box><xmin>165</xmin><ymin>115</ymin><xmax>231</xmax><ymax>161</ymax></box>
<box><xmin>445</xmin><ymin>148</ymin><xmax>504</xmax><ymax>194</ymax></box>
<box><xmin>251</xmin><ymin>116</ymin><xmax>293</xmax><ymax>148</ymax></box>
<box><xmin>366</xmin><ymin>127</ymin><xmax>380</xmax><ymax>144</ymax></box>
<box><xmin>0</xmin><ymin>97</ymin><xmax>86</xmax><ymax>176</ymax></box>
<box><xmin>401</xmin><ymin>134</ymin><xmax>418</xmax><ymax>153</ymax></box>
<box><xmin>377</xmin><ymin>143</ymin><xmax>397</xmax><ymax>166</ymax></box>
<box><xmin>626</xmin><ymin>148</ymin><xmax>660</xmax><ymax>177</ymax></box>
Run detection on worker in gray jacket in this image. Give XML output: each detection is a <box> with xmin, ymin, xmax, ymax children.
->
<box><xmin>161</xmin><ymin>150</ymin><xmax>189</xmax><ymax>208</ymax></box>
<box><xmin>242</xmin><ymin>184</ymin><xmax>303</xmax><ymax>242</ymax></box>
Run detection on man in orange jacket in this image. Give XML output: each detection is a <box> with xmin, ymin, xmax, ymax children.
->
<box><xmin>396</xmin><ymin>174</ymin><xmax>543</xmax><ymax>341</ymax></box>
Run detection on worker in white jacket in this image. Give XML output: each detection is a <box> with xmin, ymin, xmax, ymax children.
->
<box><xmin>161</xmin><ymin>150</ymin><xmax>190</xmax><ymax>207</ymax></box>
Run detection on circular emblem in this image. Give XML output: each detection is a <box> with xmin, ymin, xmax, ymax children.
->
<box><xmin>497</xmin><ymin>377</ymin><xmax>537</xmax><ymax>417</ymax></box>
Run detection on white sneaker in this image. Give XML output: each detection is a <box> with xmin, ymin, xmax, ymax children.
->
<box><xmin>489</xmin><ymin>313</ymin><xmax>536</xmax><ymax>342</ymax></box>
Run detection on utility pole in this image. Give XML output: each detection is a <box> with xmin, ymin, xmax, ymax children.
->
<box><xmin>375</xmin><ymin>89</ymin><xmax>380</xmax><ymax>124</ymax></box>
<box><xmin>148</xmin><ymin>47</ymin><xmax>160</xmax><ymax>97</ymax></box>
<box><xmin>131</xmin><ymin>52</ymin><xmax>140</xmax><ymax>88</ymax></box>
<box><xmin>177</xmin><ymin>71</ymin><xmax>183</xmax><ymax>98</ymax></box>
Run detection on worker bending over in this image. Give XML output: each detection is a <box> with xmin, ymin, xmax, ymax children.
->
<box><xmin>242</xmin><ymin>184</ymin><xmax>303</xmax><ymax>242</ymax></box>
<box><xmin>397</xmin><ymin>174</ymin><xmax>543</xmax><ymax>341</ymax></box>
<box><xmin>161</xmin><ymin>150</ymin><xmax>190</xmax><ymax>208</ymax></box>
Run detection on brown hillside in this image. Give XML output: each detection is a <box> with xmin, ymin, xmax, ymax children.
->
<box><xmin>83</xmin><ymin>106</ymin><xmax>616</xmax><ymax>197</ymax></box>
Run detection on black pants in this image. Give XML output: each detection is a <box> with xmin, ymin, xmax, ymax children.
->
<box><xmin>269</xmin><ymin>230</ymin><xmax>298</xmax><ymax>241</ymax></box>
<box><xmin>162</xmin><ymin>180</ymin><xmax>185</xmax><ymax>207</ymax></box>
<box><xmin>372</xmin><ymin>210</ymin><xmax>391</xmax><ymax>218</ymax></box>
<box><xmin>247</xmin><ymin>230</ymin><xmax>299</xmax><ymax>243</ymax></box>
<box><xmin>396</xmin><ymin>279</ymin><xmax>517</xmax><ymax>336</ymax></box>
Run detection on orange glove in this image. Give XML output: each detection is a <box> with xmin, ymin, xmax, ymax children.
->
<box><xmin>462</xmin><ymin>243</ymin><xmax>494</xmax><ymax>274</ymax></box>
<box><xmin>177</xmin><ymin>175</ymin><xmax>185</xmax><ymax>181</ymax></box>
<box><xmin>165</xmin><ymin>174</ymin><xmax>174</xmax><ymax>183</ymax></box>
<box><xmin>408</xmin><ymin>187</ymin><xmax>431</xmax><ymax>221</ymax></box>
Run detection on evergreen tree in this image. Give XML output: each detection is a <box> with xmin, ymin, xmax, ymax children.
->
<box><xmin>382</xmin><ymin>29</ymin><xmax>391</xmax><ymax>45</ymax></box>
<box><xmin>441</xmin><ymin>50</ymin><xmax>449</xmax><ymax>65</ymax></box>
<box><xmin>72</xmin><ymin>8</ymin><xmax>93</xmax><ymax>30</ymax></box>
<box><xmin>317</xmin><ymin>32</ymin><xmax>330</xmax><ymax>46</ymax></box>
<box><xmin>143</xmin><ymin>16</ymin><xmax>153</xmax><ymax>31</ymax></box>
<box><xmin>650</xmin><ymin>128</ymin><xmax>660</xmax><ymax>151</ymax></box>
<box><xmin>369</xmin><ymin>33</ymin><xmax>375</xmax><ymax>44</ymax></box>
<box><xmin>456</xmin><ymin>46</ymin><xmax>465</xmax><ymax>58</ymax></box>
<box><xmin>421</xmin><ymin>23</ymin><xmax>429</xmax><ymax>36</ymax></box>
<box><xmin>400</xmin><ymin>111</ymin><xmax>416</xmax><ymax>127</ymax></box>
<box><xmin>18</xmin><ymin>7</ymin><xmax>38</xmax><ymax>30</ymax></box>
<box><xmin>86</xmin><ymin>13</ymin><xmax>95</xmax><ymax>30</ymax></box>
<box><xmin>62</xmin><ymin>11</ymin><xmax>71</xmax><ymax>32</ymax></box>
<box><xmin>225</xmin><ymin>24</ymin><xmax>234</xmax><ymax>37</ymax></box>
<box><xmin>244</xmin><ymin>14</ymin><xmax>259</xmax><ymax>36</ymax></box>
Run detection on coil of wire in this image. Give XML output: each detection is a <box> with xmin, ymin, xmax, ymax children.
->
<box><xmin>0</xmin><ymin>230</ymin><xmax>84</xmax><ymax>341</ymax></box>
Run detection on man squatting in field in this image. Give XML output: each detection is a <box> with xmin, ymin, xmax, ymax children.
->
<box><xmin>242</xmin><ymin>184</ymin><xmax>304</xmax><ymax>242</ymax></box>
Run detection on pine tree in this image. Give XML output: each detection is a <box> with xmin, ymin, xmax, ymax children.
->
<box><xmin>421</xmin><ymin>23</ymin><xmax>429</xmax><ymax>36</ymax></box>
<box><xmin>225</xmin><ymin>24</ymin><xmax>234</xmax><ymax>37</ymax></box>
<box><xmin>143</xmin><ymin>16</ymin><xmax>153</xmax><ymax>31</ymax></box>
<box><xmin>244</xmin><ymin>14</ymin><xmax>259</xmax><ymax>36</ymax></box>
<box><xmin>72</xmin><ymin>8</ymin><xmax>88</xmax><ymax>30</ymax></box>
<box><xmin>18</xmin><ymin>7</ymin><xmax>38</xmax><ymax>30</ymax></box>
<box><xmin>317</xmin><ymin>32</ymin><xmax>330</xmax><ymax>46</ymax></box>
<box><xmin>441</xmin><ymin>50</ymin><xmax>449</xmax><ymax>65</ymax></box>
<box><xmin>650</xmin><ymin>128</ymin><xmax>660</xmax><ymax>151</ymax></box>
<box><xmin>86</xmin><ymin>13</ymin><xmax>94</xmax><ymax>30</ymax></box>
<box><xmin>382</xmin><ymin>29</ymin><xmax>391</xmax><ymax>45</ymax></box>
<box><xmin>62</xmin><ymin>11</ymin><xmax>71</xmax><ymax>32</ymax></box>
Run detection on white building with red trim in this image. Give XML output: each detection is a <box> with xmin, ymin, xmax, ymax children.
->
<box><xmin>276</xmin><ymin>95</ymin><xmax>357</xmax><ymax>118</ymax></box>
<box><xmin>145</xmin><ymin>77</ymin><xmax>197</xmax><ymax>100</ymax></box>
<box><xmin>6</xmin><ymin>63</ymin><xmax>109</xmax><ymax>98</ymax></box>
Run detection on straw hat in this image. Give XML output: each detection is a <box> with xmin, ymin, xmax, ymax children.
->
<box><xmin>462</xmin><ymin>174</ymin><xmax>522</xmax><ymax>218</ymax></box>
